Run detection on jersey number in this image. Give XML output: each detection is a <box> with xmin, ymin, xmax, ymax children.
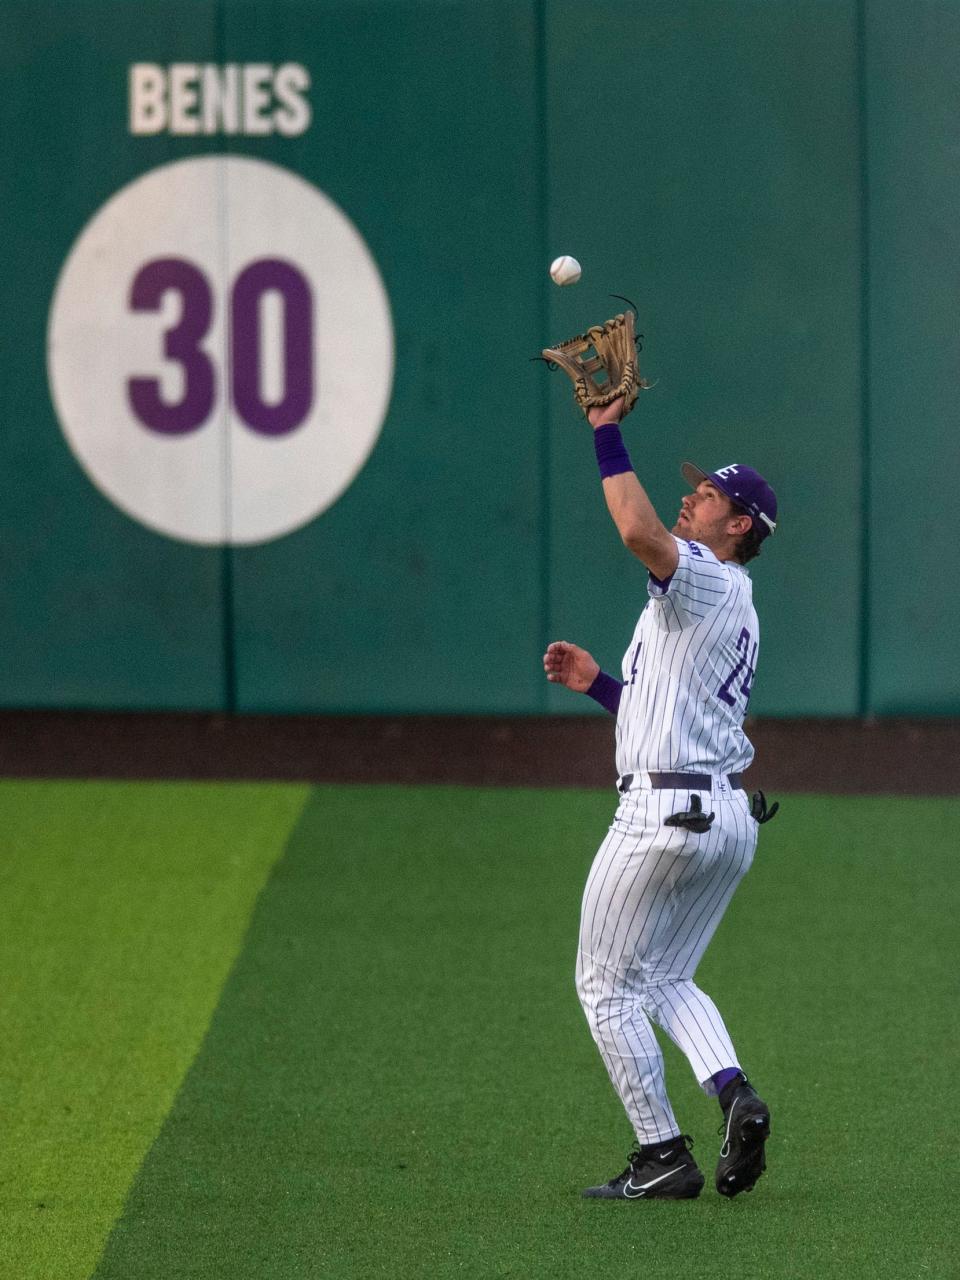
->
<box><xmin>717</xmin><ymin>627</ymin><xmax>757</xmax><ymax>708</ymax></box>
<box><xmin>629</xmin><ymin>640</ymin><xmax>642</xmax><ymax>685</ymax></box>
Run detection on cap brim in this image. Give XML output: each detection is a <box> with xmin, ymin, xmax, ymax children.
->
<box><xmin>681</xmin><ymin>461</ymin><xmax>709</xmax><ymax>489</ymax></box>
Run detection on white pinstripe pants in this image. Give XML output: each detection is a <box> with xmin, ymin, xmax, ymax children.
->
<box><xmin>575</xmin><ymin>787</ymin><xmax>758</xmax><ymax>1144</ymax></box>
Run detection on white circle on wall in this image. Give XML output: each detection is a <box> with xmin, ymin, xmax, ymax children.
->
<box><xmin>47</xmin><ymin>156</ymin><xmax>394</xmax><ymax>545</ymax></box>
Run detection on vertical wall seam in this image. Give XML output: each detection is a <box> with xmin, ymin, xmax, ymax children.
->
<box><xmin>535</xmin><ymin>0</ymin><xmax>551</xmax><ymax>711</ymax></box>
<box><xmin>217</xmin><ymin>0</ymin><xmax>237</xmax><ymax>714</ymax></box>
<box><xmin>855</xmin><ymin>0</ymin><xmax>872</xmax><ymax>719</ymax></box>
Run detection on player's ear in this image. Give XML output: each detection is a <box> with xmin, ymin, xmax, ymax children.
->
<box><xmin>729</xmin><ymin>513</ymin><xmax>752</xmax><ymax>536</ymax></box>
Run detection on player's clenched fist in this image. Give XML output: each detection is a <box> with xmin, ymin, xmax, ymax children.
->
<box><xmin>543</xmin><ymin>641</ymin><xmax>600</xmax><ymax>693</ymax></box>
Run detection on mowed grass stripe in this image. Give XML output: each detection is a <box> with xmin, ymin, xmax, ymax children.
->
<box><xmin>92</xmin><ymin>787</ymin><xmax>958</xmax><ymax>1279</ymax></box>
<box><xmin>0</xmin><ymin>780</ymin><xmax>310</xmax><ymax>1280</ymax></box>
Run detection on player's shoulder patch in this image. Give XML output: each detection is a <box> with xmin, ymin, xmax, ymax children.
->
<box><xmin>683</xmin><ymin>538</ymin><xmax>723</xmax><ymax>566</ymax></box>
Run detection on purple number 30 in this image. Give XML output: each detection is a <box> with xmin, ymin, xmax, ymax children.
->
<box><xmin>127</xmin><ymin>256</ymin><xmax>313</xmax><ymax>437</ymax></box>
<box><xmin>717</xmin><ymin>627</ymin><xmax>758</xmax><ymax>708</ymax></box>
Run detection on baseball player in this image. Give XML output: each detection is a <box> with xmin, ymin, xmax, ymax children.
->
<box><xmin>544</xmin><ymin>394</ymin><xmax>778</xmax><ymax>1201</ymax></box>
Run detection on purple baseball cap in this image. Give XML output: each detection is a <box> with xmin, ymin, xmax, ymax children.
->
<box><xmin>680</xmin><ymin>461</ymin><xmax>778</xmax><ymax>539</ymax></box>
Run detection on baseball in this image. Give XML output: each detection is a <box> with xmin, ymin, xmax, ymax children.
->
<box><xmin>550</xmin><ymin>255</ymin><xmax>582</xmax><ymax>286</ymax></box>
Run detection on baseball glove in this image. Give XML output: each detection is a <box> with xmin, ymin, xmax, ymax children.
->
<box><xmin>541</xmin><ymin>309</ymin><xmax>649</xmax><ymax>419</ymax></box>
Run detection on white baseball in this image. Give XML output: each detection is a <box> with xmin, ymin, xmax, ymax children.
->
<box><xmin>550</xmin><ymin>255</ymin><xmax>582</xmax><ymax>286</ymax></box>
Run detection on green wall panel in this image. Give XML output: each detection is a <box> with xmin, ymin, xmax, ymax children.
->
<box><xmin>223</xmin><ymin>1</ymin><xmax>545</xmax><ymax>712</ymax></box>
<box><xmin>865</xmin><ymin>0</ymin><xmax>960</xmax><ymax>714</ymax></box>
<box><xmin>0</xmin><ymin>3</ymin><xmax>227</xmax><ymax>708</ymax></box>
<box><xmin>544</xmin><ymin>0</ymin><xmax>864</xmax><ymax>717</ymax></box>
<box><xmin>1</xmin><ymin>0</ymin><xmax>956</xmax><ymax>716</ymax></box>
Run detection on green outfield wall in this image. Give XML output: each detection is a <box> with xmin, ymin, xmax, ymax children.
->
<box><xmin>1</xmin><ymin>0</ymin><xmax>957</xmax><ymax>717</ymax></box>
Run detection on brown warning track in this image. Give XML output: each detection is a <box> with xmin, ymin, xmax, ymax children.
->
<box><xmin>0</xmin><ymin>711</ymin><xmax>958</xmax><ymax>795</ymax></box>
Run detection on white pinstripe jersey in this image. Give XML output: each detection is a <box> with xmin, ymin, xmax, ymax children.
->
<box><xmin>615</xmin><ymin>536</ymin><xmax>758</xmax><ymax>776</ymax></box>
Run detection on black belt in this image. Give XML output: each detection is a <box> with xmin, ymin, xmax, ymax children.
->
<box><xmin>617</xmin><ymin>771</ymin><xmax>743</xmax><ymax>793</ymax></box>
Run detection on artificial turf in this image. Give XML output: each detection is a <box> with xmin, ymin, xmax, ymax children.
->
<box><xmin>1</xmin><ymin>782</ymin><xmax>957</xmax><ymax>1278</ymax></box>
<box><xmin>0</xmin><ymin>780</ymin><xmax>310</xmax><ymax>1280</ymax></box>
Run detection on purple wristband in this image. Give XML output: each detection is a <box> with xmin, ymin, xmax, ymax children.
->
<box><xmin>586</xmin><ymin>670</ymin><xmax>624</xmax><ymax>716</ymax></box>
<box><xmin>593</xmin><ymin>424</ymin><xmax>633</xmax><ymax>480</ymax></box>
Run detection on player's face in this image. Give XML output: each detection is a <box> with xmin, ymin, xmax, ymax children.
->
<box><xmin>672</xmin><ymin>482</ymin><xmax>740</xmax><ymax>546</ymax></box>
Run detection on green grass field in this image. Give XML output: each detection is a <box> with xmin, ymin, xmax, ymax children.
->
<box><xmin>0</xmin><ymin>780</ymin><xmax>956</xmax><ymax>1279</ymax></box>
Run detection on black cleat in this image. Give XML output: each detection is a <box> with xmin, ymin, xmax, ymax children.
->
<box><xmin>715</xmin><ymin>1074</ymin><xmax>770</xmax><ymax>1197</ymax></box>
<box><xmin>582</xmin><ymin>1135</ymin><xmax>705</xmax><ymax>1200</ymax></box>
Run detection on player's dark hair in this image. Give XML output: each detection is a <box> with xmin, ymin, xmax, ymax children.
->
<box><xmin>732</xmin><ymin>503</ymin><xmax>764</xmax><ymax>564</ymax></box>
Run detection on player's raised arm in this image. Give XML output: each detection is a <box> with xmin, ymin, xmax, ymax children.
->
<box><xmin>540</xmin><ymin>307</ymin><xmax>676</xmax><ymax>580</ymax></box>
<box><xmin>587</xmin><ymin>398</ymin><xmax>679</xmax><ymax>581</ymax></box>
